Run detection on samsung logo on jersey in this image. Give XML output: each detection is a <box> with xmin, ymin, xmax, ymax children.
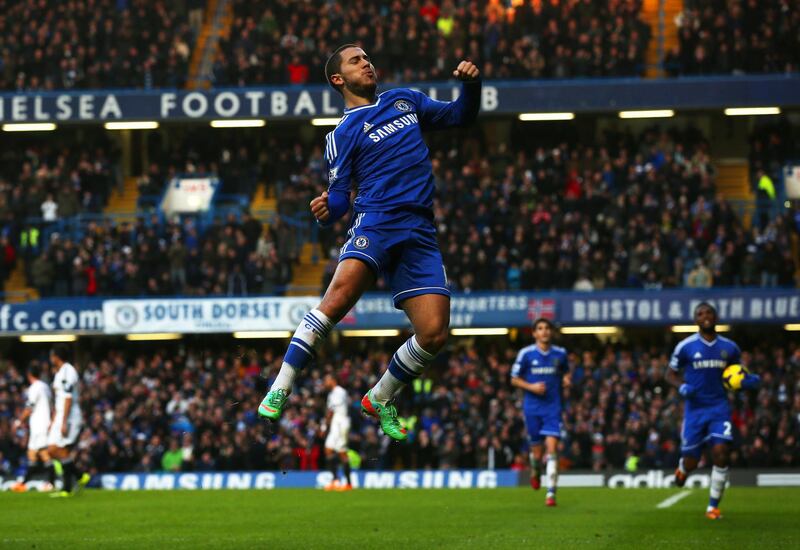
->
<box><xmin>368</xmin><ymin>114</ymin><xmax>419</xmax><ymax>143</ymax></box>
<box><xmin>530</xmin><ymin>367</ymin><xmax>556</xmax><ymax>375</ymax></box>
<box><xmin>693</xmin><ymin>359</ymin><xmax>726</xmax><ymax>369</ymax></box>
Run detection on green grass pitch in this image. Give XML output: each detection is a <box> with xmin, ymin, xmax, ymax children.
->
<box><xmin>2</xmin><ymin>488</ymin><xmax>798</xmax><ymax>548</ymax></box>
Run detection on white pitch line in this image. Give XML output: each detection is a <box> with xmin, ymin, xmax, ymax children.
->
<box><xmin>657</xmin><ymin>490</ymin><xmax>692</xmax><ymax>509</ymax></box>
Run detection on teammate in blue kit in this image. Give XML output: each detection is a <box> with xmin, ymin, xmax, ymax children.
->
<box><xmin>668</xmin><ymin>302</ymin><xmax>760</xmax><ymax>519</ymax></box>
<box><xmin>511</xmin><ymin>318</ymin><xmax>570</xmax><ymax>507</ymax></box>
<box><xmin>258</xmin><ymin>44</ymin><xmax>481</xmax><ymax>440</ymax></box>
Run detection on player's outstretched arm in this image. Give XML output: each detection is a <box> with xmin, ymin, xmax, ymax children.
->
<box><xmin>413</xmin><ymin>61</ymin><xmax>482</xmax><ymax>130</ymax></box>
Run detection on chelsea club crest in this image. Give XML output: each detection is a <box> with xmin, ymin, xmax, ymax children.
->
<box><xmin>354</xmin><ymin>236</ymin><xmax>369</xmax><ymax>249</ymax></box>
<box><xmin>393</xmin><ymin>99</ymin><xmax>412</xmax><ymax>112</ymax></box>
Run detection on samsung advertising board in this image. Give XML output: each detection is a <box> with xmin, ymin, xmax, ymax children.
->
<box><xmin>93</xmin><ymin>470</ymin><xmax>513</xmax><ymax>491</ymax></box>
<box><xmin>5</xmin><ymin>470</ymin><xmax>798</xmax><ymax>492</ymax></box>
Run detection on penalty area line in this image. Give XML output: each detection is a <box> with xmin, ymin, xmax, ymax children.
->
<box><xmin>657</xmin><ymin>490</ymin><xmax>692</xmax><ymax>509</ymax></box>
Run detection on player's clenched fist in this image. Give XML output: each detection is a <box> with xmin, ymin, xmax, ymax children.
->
<box><xmin>310</xmin><ymin>191</ymin><xmax>330</xmax><ymax>222</ymax></box>
<box><xmin>453</xmin><ymin>60</ymin><xmax>480</xmax><ymax>81</ymax></box>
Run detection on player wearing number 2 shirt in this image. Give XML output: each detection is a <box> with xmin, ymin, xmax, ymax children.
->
<box><xmin>668</xmin><ymin>302</ymin><xmax>760</xmax><ymax>519</ymax></box>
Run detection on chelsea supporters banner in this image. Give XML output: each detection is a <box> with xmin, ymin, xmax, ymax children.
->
<box><xmin>2</xmin><ymin>289</ymin><xmax>798</xmax><ymax>335</ymax></box>
<box><xmin>101</xmin><ymin>293</ymin><xmax>552</xmax><ymax>333</ymax></box>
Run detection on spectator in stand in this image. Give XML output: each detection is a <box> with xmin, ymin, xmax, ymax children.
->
<box><xmin>686</xmin><ymin>259</ymin><xmax>713</xmax><ymax>288</ymax></box>
<box><xmin>40</xmin><ymin>194</ymin><xmax>58</xmax><ymax>223</ymax></box>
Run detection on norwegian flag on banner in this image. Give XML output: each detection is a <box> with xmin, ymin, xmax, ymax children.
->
<box><xmin>340</xmin><ymin>308</ymin><xmax>358</xmax><ymax>325</ymax></box>
<box><xmin>527</xmin><ymin>298</ymin><xmax>556</xmax><ymax>321</ymax></box>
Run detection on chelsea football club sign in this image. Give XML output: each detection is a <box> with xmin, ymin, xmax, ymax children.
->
<box><xmin>0</xmin><ymin>85</ymin><xmax>499</xmax><ymax>123</ymax></box>
<box><xmin>0</xmin><ymin>75</ymin><xmax>797</xmax><ymax>123</ymax></box>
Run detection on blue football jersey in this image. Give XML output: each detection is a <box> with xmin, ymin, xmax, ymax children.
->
<box><xmin>323</xmin><ymin>83</ymin><xmax>480</xmax><ymax>215</ymax></box>
<box><xmin>511</xmin><ymin>344</ymin><xmax>569</xmax><ymax>414</ymax></box>
<box><xmin>669</xmin><ymin>333</ymin><xmax>741</xmax><ymax>408</ymax></box>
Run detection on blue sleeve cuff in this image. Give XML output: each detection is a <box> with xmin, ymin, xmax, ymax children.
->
<box><xmin>742</xmin><ymin>373</ymin><xmax>761</xmax><ymax>390</ymax></box>
<box><xmin>317</xmin><ymin>190</ymin><xmax>349</xmax><ymax>227</ymax></box>
<box><xmin>458</xmin><ymin>80</ymin><xmax>481</xmax><ymax>126</ymax></box>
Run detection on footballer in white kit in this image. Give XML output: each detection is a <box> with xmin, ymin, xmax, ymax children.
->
<box><xmin>26</xmin><ymin>368</ymin><xmax>52</xmax><ymax>452</ymax></box>
<box><xmin>48</xmin><ymin>356</ymin><xmax>82</xmax><ymax>448</ymax></box>
<box><xmin>11</xmin><ymin>363</ymin><xmax>55</xmax><ymax>492</ymax></box>
<box><xmin>47</xmin><ymin>345</ymin><xmax>89</xmax><ymax>496</ymax></box>
<box><xmin>323</xmin><ymin>374</ymin><xmax>353</xmax><ymax>491</ymax></box>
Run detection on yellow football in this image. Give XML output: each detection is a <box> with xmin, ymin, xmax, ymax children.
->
<box><xmin>722</xmin><ymin>364</ymin><xmax>746</xmax><ymax>391</ymax></box>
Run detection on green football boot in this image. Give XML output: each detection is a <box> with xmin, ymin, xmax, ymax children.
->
<box><xmin>258</xmin><ymin>389</ymin><xmax>289</xmax><ymax>421</ymax></box>
<box><xmin>360</xmin><ymin>390</ymin><xmax>407</xmax><ymax>441</ymax></box>
<box><xmin>76</xmin><ymin>473</ymin><xmax>91</xmax><ymax>492</ymax></box>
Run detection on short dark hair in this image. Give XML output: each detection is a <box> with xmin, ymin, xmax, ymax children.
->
<box><xmin>533</xmin><ymin>318</ymin><xmax>553</xmax><ymax>330</ymax></box>
<box><xmin>694</xmin><ymin>302</ymin><xmax>717</xmax><ymax>317</ymax></box>
<box><xmin>324</xmin><ymin>43</ymin><xmax>359</xmax><ymax>94</ymax></box>
<box><xmin>51</xmin><ymin>344</ymin><xmax>70</xmax><ymax>362</ymax></box>
<box><xmin>27</xmin><ymin>362</ymin><xmax>42</xmax><ymax>379</ymax></box>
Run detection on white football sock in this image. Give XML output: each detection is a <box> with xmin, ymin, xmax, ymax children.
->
<box><xmin>546</xmin><ymin>455</ymin><xmax>558</xmax><ymax>493</ymax></box>
<box><xmin>270</xmin><ymin>308</ymin><xmax>333</xmax><ymax>392</ymax></box>
<box><xmin>709</xmin><ymin>465</ymin><xmax>729</xmax><ymax>508</ymax></box>
<box><xmin>270</xmin><ymin>363</ymin><xmax>299</xmax><ymax>393</ymax></box>
<box><xmin>371</xmin><ymin>335</ymin><xmax>435</xmax><ymax>404</ymax></box>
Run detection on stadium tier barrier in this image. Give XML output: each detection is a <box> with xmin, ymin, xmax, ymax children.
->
<box><xmin>0</xmin><ymin>75</ymin><xmax>798</xmax><ymax>123</ymax></box>
<box><xmin>3</xmin><ymin>470</ymin><xmax>799</xmax><ymax>492</ymax></box>
<box><xmin>0</xmin><ymin>289</ymin><xmax>798</xmax><ymax>335</ymax></box>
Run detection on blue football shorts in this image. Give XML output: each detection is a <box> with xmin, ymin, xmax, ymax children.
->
<box><xmin>681</xmin><ymin>403</ymin><xmax>733</xmax><ymax>457</ymax></box>
<box><xmin>339</xmin><ymin>210</ymin><xmax>450</xmax><ymax>309</ymax></box>
<box><xmin>524</xmin><ymin>411</ymin><xmax>562</xmax><ymax>445</ymax></box>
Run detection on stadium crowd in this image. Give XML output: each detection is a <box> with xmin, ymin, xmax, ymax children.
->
<box><xmin>0</xmin><ymin>335</ymin><xmax>797</xmax><ymax>477</ymax></box>
<box><xmin>0</xmin><ymin>136</ymin><xmax>119</xmax><ymax>287</ymax></box>
<box><xmin>326</xmin><ymin>126</ymin><xmax>798</xmax><ymax>292</ymax></box>
<box><xmin>214</xmin><ymin>0</ymin><xmax>651</xmax><ymax>86</ymax></box>
<box><xmin>3</xmin><ymin>124</ymin><xmax>797</xmax><ymax>297</ymax></box>
<box><xmin>0</xmin><ymin>0</ymin><xmax>195</xmax><ymax>91</ymax></box>
<box><xmin>3</xmin><ymin>0</ymin><xmax>798</xmax><ymax>92</ymax></box>
<box><xmin>0</xmin><ymin>132</ymin><xmax>301</xmax><ymax>296</ymax></box>
<box><xmin>21</xmin><ymin>212</ymin><xmax>298</xmax><ymax>298</ymax></box>
<box><xmin>666</xmin><ymin>0</ymin><xmax>800</xmax><ymax>76</ymax></box>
